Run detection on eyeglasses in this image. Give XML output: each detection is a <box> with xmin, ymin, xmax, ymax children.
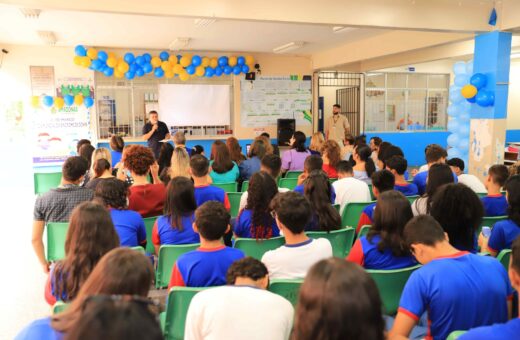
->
<box><xmin>82</xmin><ymin>294</ymin><xmax>163</xmax><ymax>316</ymax></box>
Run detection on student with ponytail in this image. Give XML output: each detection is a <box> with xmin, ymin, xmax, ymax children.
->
<box><xmin>353</xmin><ymin>144</ymin><xmax>376</xmax><ymax>184</ymax></box>
<box><xmin>303</xmin><ymin>170</ymin><xmax>341</xmax><ymax>232</ymax></box>
<box><xmin>86</xmin><ymin>158</ymin><xmax>114</xmax><ymax>190</ymax></box>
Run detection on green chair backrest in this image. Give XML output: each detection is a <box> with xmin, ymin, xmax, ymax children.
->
<box><xmin>406</xmin><ymin>195</ymin><xmax>419</xmax><ymax>204</ymax></box>
<box><xmin>329</xmin><ymin>178</ymin><xmax>338</xmax><ymax>184</ymax></box>
<box><xmin>228</xmin><ymin>192</ymin><xmax>243</xmax><ymax>218</ymax></box>
<box><xmin>143</xmin><ymin>216</ymin><xmax>159</xmax><ymax>254</ymax></box>
<box><xmin>341</xmin><ymin>201</ymin><xmax>375</xmax><ymax>229</ymax></box>
<box><xmin>368</xmin><ymin>184</ymin><xmax>376</xmax><ymax>200</ymax></box>
<box><xmin>497</xmin><ymin>249</ymin><xmax>512</xmax><ymax>271</ymax></box>
<box><xmin>163</xmin><ymin>287</ymin><xmax>207</xmax><ymax>340</ymax></box>
<box><xmin>52</xmin><ymin>301</ymin><xmax>70</xmax><ymax>315</ymax></box>
<box><xmin>333</xmin><ymin>204</ymin><xmax>340</xmax><ymax>214</ymax></box>
<box><xmin>446</xmin><ymin>330</ymin><xmax>467</xmax><ymax>340</ymax></box>
<box><xmin>241</xmin><ymin>181</ymin><xmax>249</xmax><ymax>192</ymax></box>
<box><xmin>476</xmin><ymin>192</ymin><xmax>487</xmax><ymax>198</ymax></box>
<box><xmin>34</xmin><ymin>172</ymin><xmax>62</xmax><ymax>194</ymax></box>
<box><xmin>233</xmin><ymin>237</ymin><xmax>285</xmax><ymax>260</ymax></box>
<box><xmin>268</xmin><ymin>279</ymin><xmax>303</xmax><ymax>306</ymax></box>
<box><xmin>358</xmin><ymin>225</ymin><xmax>371</xmax><ymax>238</ymax></box>
<box><xmin>130</xmin><ymin>246</ymin><xmax>145</xmax><ymax>253</ymax></box>
<box><xmin>367</xmin><ymin>265</ymin><xmax>421</xmax><ymax>315</ymax></box>
<box><xmin>285</xmin><ymin>171</ymin><xmax>303</xmax><ymax>179</ymax></box>
<box><xmin>47</xmin><ymin>222</ymin><xmax>69</xmax><ymax>261</ymax></box>
<box><xmin>279</xmin><ymin>178</ymin><xmax>299</xmax><ymax>190</ymax></box>
<box><xmin>478</xmin><ymin>215</ymin><xmax>507</xmax><ymax>236</ymax></box>
<box><xmin>306</xmin><ymin>227</ymin><xmax>355</xmax><ymax>257</ymax></box>
<box><xmin>213</xmin><ymin>182</ymin><xmax>238</xmax><ymax>193</ymax></box>
<box><xmin>156</xmin><ymin>244</ymin><xmax>200</xmax><ymax>288</ymax></box>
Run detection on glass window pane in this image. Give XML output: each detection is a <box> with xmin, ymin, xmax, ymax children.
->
<box><xmin>428</xmin><ymin>74</ymin><xmax>449</xmax><ymax>88</ymax></box>
<box><xmin>364</xmin><ymin>90</ymin><xmax>386</xmax><ymax>131</ymax></box>
<box><xmin>407</xmin><ymin>90</ymin><xmax>427</xmax><ymax>131</ymax></box>
<box><xmin>366</xmin><ymin>73</ymin><xmax>385</xmax><ymax>88</ymax></box>
<box><xmin>387</xmin><ymin>73</ymin><xmax>406</xmax><ymax>88</ymax></box>
<box><xmin>387</xmin><ymin>90</ymin><xmax>406</xmax><ymax>131</ymax></box>
<box><xmin>96</xmin><ymin>88</ymin><xmax>132</xmax><ymax>139</ymax></box>
<box><xmin>426</xmin><ymin>90</ymin><xmax>448</xmax><ymax>130</ymax></box>
<box><xmin>408</xmin><ymin>74</ymin><xmax>427</xmax><ymax>88</ymax></box>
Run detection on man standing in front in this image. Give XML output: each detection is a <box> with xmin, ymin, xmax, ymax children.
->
<box><xmin>325</xmin><ymin>104</ymin><xmax>350</xmax><ymax>145</ymax></box>
<box><xmin>142</xmin><ymin>110</ymin><xmax>170</xmax><ymax>159</ymax></box>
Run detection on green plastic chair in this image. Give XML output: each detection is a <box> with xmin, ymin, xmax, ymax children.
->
<box><xmin>367</xmin><ymin>265</ymin><xmax>421</xmax><ymax>315</ymax></box>
<box><xmin>406</xmin><ymin>195</ymin><xmax>419</xmax><ymax>204</ymax></box>
<box><xmin>447</xmin><ymin>330</ymin><xmax>467</xmax><ymax>340</ymax></box>
<box><xmin>368</xmin><ymin>184</ymin><xmax>376</xmax><ymax>200</ymax></box>
<box><xmin>285</xmin><ymin>171</ymin><xmax>303</xmax><ymax>179</ymax></box>
<box><xmin>47</xmin><ymin>222</ymin><xmax>69</xmax><ymax>261</ymax></box>
<box><xmin>233</xmin><ymin>237</ymin><xmax>285</xmax><ymax>260</ymax></box>
<box><xmin>268</xmin><ymin>279</ymin><xmax>303</xmax><ymax>306</ymax></box>
<box><xmin>130</xmin><ymin>246</ymin><xmax>145</xmax><ymax>253</ymax></box>
<box><xmin>34</xmin><ymin>172</ymin><xmax>62</xmax><ymax>194</ymax></box>
<box><xmin>477</xmin><ymin>192</ymin><xmax>487</xmax><ymax>198</ymax></box>
<box><xmin>156</xmin><ymin>244</ymin><xmax>200</xmax><ymax>288</ymax></box>
<box><xmin>279</xmin><ymin>178</ymin><xmax>299</xmax><ymax>190</ymax></box>
<box><xmin>213</xmin><ymin>182</ymin><xmax>238</xmax><ymax>193</ymax></box>
<box><xmin>241</xmin><ymin>181</ymin><xmax>249</xmax><ymax>192</ymax></box>
<box><xmin>329</xmin><ymin>178</ymin><xmax>338</xmax><ymax>184</ymax></box>
<box><xmin>341</xmin><ymin>201</ymin><xmax>375</xmax><ymax>228</ymax></box>
<box><xmin>333</xmin><ymin>204</ymin><xmax>340</xmax><ymax>214</ymax></box>
<box><xmin>358</xmin><ymin>225</ymin><xmax>371</xmax><ymax>238</ymax></box>
<box><xmin>306</xmin><ymin>227</ymin><xmax>355</xmax><ymax>257</ymax></box>
<box><xmin>497</xmin><ymin>249</ymin><xmax>512</xmax><ymax>271</ymax></box>
<box><xmin>477</xmin><ymin>215</ymin><xmax>507</xmax><ymax>236</ymax></box>
<box><xmin>163</xmin><ymin>287</ymin><xmax>207</xmax><ymax>340</ymax></box>
<box><xmin>143</xmin><ymin>216</ymin><xmax>159</xmax><ymax>254</ymax></box>
<box><xmin>228</xmin><ymin>192</ymin><xmax>243</xmax><ymax>218</ymax></box>
<box><xmin>52</xmin><ymin>301</ymin><xmax>70</xmax><ymax>315</ymax></box>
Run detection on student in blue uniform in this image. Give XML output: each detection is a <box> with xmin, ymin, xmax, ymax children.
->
<box><xmin>190</xmin><ymin>154</ymin><xmax>230</xmax><ymax>210</ymax></box>
<box><xmin>357</xmin><ymin>170</ymin><xmax>395</xmax><ymax>232</ymax></box>
<box><xmin>412</xmin><ymin>144</ymin><xmax>455</xmax><ymax>195</ymax></box>
<box><xmin>481</xmin><ymin>164</ymin><xmax>509</xmax><ymax>216</ymax></box>
<box><xmin>386</xmin><ymin>155</ymin><xmax>418</xmax><ymax>196</ymax></box>
<box><xmin>294</xmin><ymin>155</ymin><xmax>336</xmax><ymax>203</ymax></box>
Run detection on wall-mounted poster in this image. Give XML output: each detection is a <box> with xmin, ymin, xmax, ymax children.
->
<box><xmin>30</xmin><ymin>66</ymin><xmax>55</xmax><ymax>96</ymax></box>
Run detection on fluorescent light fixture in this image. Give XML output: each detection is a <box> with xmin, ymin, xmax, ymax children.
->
<box><xmin>37</xmin><ymin>31</ymin><xmax>56</xmax><ymax>45</ymax></box>
<box><xmin>273</xmin><ymin>41</ymin><xmax>305</xmax><ymax>54</ymax></box>
<box><xmin>169</xmin><ymin>38</ymin><xmax>190</xmax><ymax>51</ymax></box>
<box><xmin>332</xmin><ymin>26</ymin><xmax>354</xmax><ymax>33</ymax></box>
<box><xmin>19</xmin><ymin>8</ymin><xmax>41</xmax><ymax>19</ymax></box>
<box><xmin>194</xmin><ymin>18</ymin><xmax>217</xmax><ymax>28</ymax></box>
<box><xmin>511</xmin><ymin>53</ymin><xmax>520</xmax><ymax>59</ymax></box>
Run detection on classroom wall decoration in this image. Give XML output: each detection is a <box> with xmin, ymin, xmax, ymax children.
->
<box><xmin>73</xmin><ymin>45</ymin><xmax>255</xmax><ymax>81</ymax></box>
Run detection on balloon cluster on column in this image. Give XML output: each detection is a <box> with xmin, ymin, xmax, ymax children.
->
<box><xmin>73</xmin><ymin>45</ymin><xmax>255</xmax><ymax>81</ymax></box>
<box><xmin>30</xmin><ymin>94</ymin><xmax>94</xmax><ymax>109</ymax></box>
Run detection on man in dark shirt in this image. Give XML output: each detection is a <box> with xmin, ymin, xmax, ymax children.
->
<box><xmin>142</xmin><ymin>110</ymin><xmax>170</xmax><ymax>158</ymax></box>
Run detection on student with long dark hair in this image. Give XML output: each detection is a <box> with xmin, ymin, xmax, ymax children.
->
<box><xmin>321</xmin><ymin>140</ymin><xmax>341</xmax><ymax>178</ymax></box>
<box><xmin>235</xmin><ymin>172</ymin><xmax>279</xmax><ymax>239</ymax></box>
<box><xmin>412</xmin><ymin>163</ymin><xmax>454</xmax><ymax>216</ymax></box>
<box><xmin>210</xmin><ymin>140</ymin><xmax>240</xmax><ymax>184</ymax></box>
<box><xmin>430</xmin><ymin>183</ymin><xmax>483</xmax><ymax>253</ymax></box>
<box><xmin>44</xmin><ymin>202</ymin><xmax>119</xmax><ymax>305</ymax></box>
<box><xmin>85</xmin><ymin>158</ymin><xmax>115</xmax><ymax>190</ymax></box>
<box><xmin>157</xmin><ymin>142</ymin><xmax>174</xmax><ymax>181</ymax></box>
<box><xmin>281</xmin><ymin>131</ymin><xmax>311</xmax><ymax>172</ymax></box>
<box><xmin>292</xmin><ymin>258</ymin><xmax>385</xmax><ymax>340</ymax></box>
<box><xmin>352</xmin><ymin>144</ymin><xmax>376</xmax><ymax>184</ymax></box>
<box><xmin>303</xmin><ymin>170</ymin><xmax>341</xmax><ymax>232</ymax></box>
<box><xmin>348</xmin><ymin>190</ymin><xmax>416</xmax><ymax>269</ymax></box>
<box><xmin>152</xmin><ymin>177</ymin><xmax>199</xmax><ymax>254</ymax></box>
<box><xmin>109</xmin><ymin>135</ymin><xmax>125</xmax><ymax>167</ymax></box>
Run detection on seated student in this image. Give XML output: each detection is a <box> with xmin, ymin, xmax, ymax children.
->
<box><xmin>261</xmin><ymin>192</ymin><xmax>333</xmax><ymax>279</ymax></box>
<box><xmin>281</xmin><ymin>131</ymin><xmax>311</xmax><ymax>172</ymax></box>
<box><xmin>32</xmin><ymin>156</ymin><xmax>93</xmax><ymax>273</ymax></box>
<box><xmin>95</xmin><ymin>179</ymin><xmax>147</xmax><ymax>248</ymax></box>
<box><xmin>78</xmin><ymin>143</ymin><xmax>95</xmax><ymax>186</ymax></box>
<box><xmin>44</xmin><ymin>202</ymin><xmax>119</xmax><ymax>305</ymax></box>
<box><xmin>191</xmin><ymin>144</ymin><xmax>205</xmax><ymax>156</ymax></box>
<box><xmin>386</xmin><ymin>155</ymin><xmax>418</xmax><ymax>196</ymax></box>
<box><xmin>309</xmin><ymin>132</ymin><xmax>325</xmax><ymax>155</ymax></box>
<box><xmin>185</xmin><ymin>257</ymin><xmax>294</xmax><ymax>340</ymax></box>
<box><xmin>412</xmin><ymin>163</ymin><xmax>454</xmax><ymax>216</ymax></box>
<box><xmin>260</xmin><ymin>132</ymin><xmax>280</xmax><ymax>156</ymax></box>
<box><xmin>226</xmin><ymin>137</ymin><xmax>246</xmax><ymax>166</ymax></box>
<box><xmin>121</xmin><ymin>145</ymin><xmax>166</xmax><ymax>218</ymax></box>
<box><xmin>357</xmin><ymin>170</ymin><xmax>395</xmax><ymax>232</ymax></box>
<box><xmin>332</xmin><ymin>160</ymin><xmax>371</xmax><ymax>215</ymax></box>
<box><xmin>172</xmin><ymin>131</ymin><xmax>192</xmax><ymax>156</ymax></box>
<box><xmin>157</xmin><ymin>143</ymin><xmax>174</xmax><ymax>184</ymax></box>
<box><xmin>481</xmin><ymin>175</ymin><xmax>520</xmax><ymax>256</ymax></box>
<box><xmin>429</xmin><ymin>183</ymin><xmax>483</xmax><ymax>253</ymax></box>
<box><xmin>17</xmin><ymin>248</ymin><xmax>155</xmax><ymax>340</ymax></box>
<box><xmin>109</xmin><ymin>135</ymin><xmax>125</xmax><ymax>168</ymax></box>
<box><xmin>447</xmin><ymin>157</ymin><xmax>486</xmax><ymax>193</ymax></box>
<box><xmin>412</xmin><ymin>144</ymin><xmax>454</xmax><ymax>195</ymax></box>
<box><xmin>190</xmin><ymin>155</ymin><xmax>230</xmax><ymax>210</ymax></box>
<box><xmin>292</xmin><ymin>258</ymin><xmax>385</xmax><ymax>340</ymax></box>
<box><xmin>152</xmin><ymin>177</ymin><xmax>199</xmax><ymax>253</ymax></box>
<box><xmin>76</xmin><ymin>138</ymin><xmax>91</xmax><ymax>154</ymax></box>
<box><xmin>352</xmin><ymin>144</ymin><xmax>376</xmax><ymax>184</ymax></box>
<box><xmin>294</xmin><ymin>155</ymin><xmax>336</xmax><ymax>204</ymax></box>
<box><xmin>168</xmin><ymin>201</ymin><xmax>245</xmax><ymax>288</ymax></box>
<box><xmin>209</xmin><ymin>140</ymin><xmax>240</xmax><ymax>184</ymax></box>
<box><xmin>304</xmin><ymin>170</ymin><xmax>342</xmax><ymax>232</ymax></box>
<box><xmin>390</xmin><ymin>215</ymin><xmax>512</xmax><ymax>340</ymax></box>
<box><xmin>163</xmin><ymin>147</ymin><xmax>191</xmax><ymax>183</ymax></box>
<box><xmin>481</xmin><ymin>164</ymin><xmax>509</xmax><ymax>217</ymax></box>
<box><xmin>341</xmin><ymin>133</ymin><xmax>355</xmax><ymax>161</ymax></box>
<box><xmin>348</xmin><ymin>191</ymin><xmax>416</xmax><ymax>269</ymax></box>
<box><xmin>459</xmin><ymin>235</ymin><xmax>520</xmax><ymax>340</ymax></box>
<box><xmin>239</xmin><ymin>139</ymin><xmax>266</xmax><ymax>181</ymax></box>
<box><xmin>375</xmin><ymin>141</ymin><xmax>392</xmax><ymax>170</ymax></box>
<box><xmin>86</xmin><ymin>158</ymin><xmax>115</xmax><ymax>190</ymax></box>
<box><xmin>235</xmin><ymin>172</ymin><xmax>279</xmax><ymax>239</ymax></box>
<box><xmin>369</xmin><ymin>136</ymin><xmax>382</xmax><ymax>163</ymax></box>
<box><xmin>321</xmin><ymin>139</ymin><xmax>341</xmax><ymax>178</ymax></box>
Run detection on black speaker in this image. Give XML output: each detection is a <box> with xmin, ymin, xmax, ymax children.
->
<box><xmin>245</xmin><ymin>72</ymin><xmax>256</xmax><ymax>81</ymax></box>
<box><xmin>277</xmin><ymin>119</ymin><xmax>295</xmax><ymax>147</ymax></box>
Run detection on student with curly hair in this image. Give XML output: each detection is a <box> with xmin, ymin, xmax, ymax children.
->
<box><xmin>209</xmin><ymin>140</ymin><xmax>240</xmax><ymax>184</ymax></box>
<box><xmin>304</xmin><ymin>170</ymin><xmax>341</xmax><ymax>232</ymax></box>
<box><xmin>321</xmin><ymin>139</ymin><xmax>341</xmax><ymax>178</ymax></box>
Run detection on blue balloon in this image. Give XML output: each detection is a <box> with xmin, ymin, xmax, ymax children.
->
<box><xmin>143</xmin><ymin>53</ymin><xmax>152</xmax><ymax>62</ymax></box>
<box><xmin>143</xmin><ymin>63</ymin><xmax>153</xmax><ymax>73</ymax></box>
<box><xmin>84</xmin><ymin>96</ymin><xmax>94</xmax><ymax>108</ymax></box>
<box><xmin>75</xmin><ymin>45</ymin><xmax>86</xmax><ymax>57</ymax></box>
<box><xmin>447</xmin><ymin>147</ymin><xmax>463</xmax><ymax>159</ymax></box>
<box><xmin>214</xmin><ymin>67</ymin><xmax>223</xmax><ymax>76</ymax></box>
<box><xmin>124</xmin><ymin>52</ymin><xmax>135</xmax><ymax>64</ymax></box>
<box><xmin>103</xmin><ymin>67</ymin><xmax>114</xmax><ymax>77</ymax></box>
<box><xmin>218</xmin><ymin>56</ymin><xmax>229</xmax><ymax>67</ymax></box>
<box><xmin>135</xmin><ymin>56</ymin><xmax>145</xmax><ymax>66</ymax></box>
<box><xmin>125</xmin><ymin>71</ymin><xmax>135</xmax><ymax>80</ymax></box>
<box><xmin>241</xmin><ymin>64</ymin><xmax>250</xmax><ymax>73</ymax></box>
<box><xmin>91</xmin><ymin>59</ymin><xmax>103</xmax><ymax>71</ymax></box>
<box><xmin>447</xmin><ymin>105</ymin><xmax>461</xmax><ymax>117</ymax></box>
<box><xmin>42</xmin><ymin>95</ymin><xmax>54</xmax><ymax>107</ymax></box>
<box><xmin>159</xmin><ymin>51</ymin><xmax>169</xmax><ymax>61</ymax></box>
<box><xmin>458</xmin><ymin>137</ymin><xmax>469</xmax><ymax>150</ymax></box>
<box><xmin>447</xmin><ymin>119</ymin><xmax>460</xmax><ymax>133</ymax></box>
<box><xmin>154</xmin><ymin>67</ymin><xmax>164</xmax><ymax>78</ymax></box>
<box><xmin>476</xmin><ymin>90</ymin><xmax>494</xmax><ymax>107</ymax></box>
<box><xmin>129</xmin><ymin>63</ymin><xmax>138</xmax><ymax>73</ymax></box>
<box><xmin>186</xmin><ymin>65</ymin><xmax>196</xmax><ymax>75</ymax></box>
<box><xmin>454</xmin><ymin>74</ymin><xmax>469</xmax><ymax>87</ymax></box>
<box><xmin>192</xmin><ymin>55</ymin><xmax>202</xmax><ymax>67</ymax></box>
<box><xmin>97</xmin><ymin>51</ymin><xmax>108</xmax><ymax>62</ymax></box>
<box><xmin>223</xmin><ymin>65</ymin><xmax>232</xmax><ymax>75</ymax></box>
<box><xmin>467</xmin><ymin>96</ymin><xmax>476</xmax><ymax>103</ymax></box>
<box><xmin>449</xmin><ymin>86</ymin><xmax>464</xmax><ymax>104</ymax></box>
<box><xmin>459</xmin><ymin>112</ymin><xmax>470</xmax><ymax>123</ymax></box>
<box><xmin>204</xmin><ymin>67</ymin><xmax>214</xmax><ymax>77</ymax></box>
<box><xmin>64</xmin><ymin>94</ymin><xmax>74</xmax><ymax>106</ymax></box>
<box><xmin>233</xmin><ymin>65</ymin><xmax>241</xmax><ymax>75</ymax></box>
<box><xmin>465</xmin><ymin>61</ymin><xmax>473</xmax><ymax>75</ymax></box>
<box><xmin>470</xmin><ymin>73</ymin><xmax>487</xmax><ymax>90</ymax></box>
<box><xmin>237</xmin><ymin>56</ymin><xmax>245</xmax><ymax>65</ymax></box>
<box><xmin>447</xmin><ymin>133</ymin><xmax>460</xmax><ymax>148</ymax></box>
<box><xmin>458</xmin><ymin>123</ymin><xmax>470</xmax><ymax>136</ymax></box>
<box><xmin>453</xmin><ymin>61</ymin><xmax>467</xmax><ymax>75</ymax></box>
<box><xmin>135</xmin><ymin>68</ymin><xmax>145</xmax><ymax>77</ymax></box>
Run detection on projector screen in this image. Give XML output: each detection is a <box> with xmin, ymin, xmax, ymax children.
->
<box><xmin>158</xmin><ymin>84</ymin><xmax>230</xmax><ymax>126</ymax></box>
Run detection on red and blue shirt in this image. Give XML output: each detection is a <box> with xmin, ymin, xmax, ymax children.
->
<box><xmin>357</xmin><ymin>202</ymin><xmax>376</xmax><ymax>233</ymax></box>
<box><xmin>15</xmin><ymin>317</ymin><xmax>62</xmax><ymax>340</ymax></box>
<box><xmin>294</xmin><ymin>184</ymin><xmax>336</xmax><ymax>204</ymax></box>
<box><xmin>152</xmin><ymin>214</ymin><xmax>200</xmax><ymax>246</ymax></box>
<box><xmin>234</xmin><ymin>209</ymin><xmax>280</xmax><ymax>239</ymax></box>
<box><xmin>488</xmin><ymin>219</ymin><xmax>520</xmax><ymax>254</ymax></box>
<box><xmin>458</xmin><ymin>318</ymin><xmax>520</xmax><ymax>340</ymax></box>
<box><xmin>110</xmin><ymin>209</ymin><xmax>147</xmax><ymax>247</ymax></box>
<box><xmin>394</xmin><ymin>183</ymin><xmax>419</xmax><ymax>196</ymax></box>
<box><xmin>398</xmin><ymin>252</ymin><xmax>513</xmax><ymax>340</ymax></box>
<box><xmin>194</xmin><ymin>185</ymin><xmax>230</xmax><ymax>211</ymax></box>
<box><xmin>481</xmin><ymin>194</ymin><xmax>508</xmax><ymax>217</ymax></box>
<box><xmin>168</xmin><ymin>246</ymin><xmax>245</xmax><ymax>289</ymax></box>
<box><xmin>347</xmin><ymin>235</ymin><xmax>417</xmax><ymax>270</ymax></box>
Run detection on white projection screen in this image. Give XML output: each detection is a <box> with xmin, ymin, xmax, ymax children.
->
<box><xmin>158</xmin><ymin>84</ymin><xmax>230</xmax><ymax>126</ymax></box>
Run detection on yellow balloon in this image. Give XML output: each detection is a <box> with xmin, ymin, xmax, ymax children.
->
<box><xmin>210</xmin><ymin>58</ymin><xmax>218</xmax><ymax>68</ymax></box>
<box><xmin>180</xmin><ymin>56</ymin><xmax>191</xmax><ymax>67</ymax></box>
<box><xmin>201</xmin><ymin>57</ymin><xmax>210</xmax><ymax>67</ymax></box>
<box><xmin>195</xmin><ymin>66</ymin><xmax>205</xmax><ymax>77</ymax></box>
<box><xmin>173</xmin><ymin>64</ymin><xmax>184</xmax><ymax>74</ymax></box>
<box><xmin>461</xmin><ymin>84</ymin><xmax>478</xmax><ymax>99</ymax></box>
<box><xmin>54</xmin><ymin>97</ymin><xmax>64</xmax><ymax>109</ymax></box>
<box><xmin>74</xmin><ymin>94</ymin><xmax>84</xmax><ymax>105</ymax></box>
<box><xmin>168</xmin><ymin>55</ymin><xmax>178</xmax><ymax>65</ymax></box>
<box><xmin>107</xmin><ymin>57</ymin><xmax>117</xmax><ymax>68</ymax></box>
<box><xmin>161</xmin><ymin>61</ymin><xmax>171</xmax><ymax>71</ymax></box>
<box><xmin>117</xmin><ymin>61</ymin><xmax>129</xmax><ymax>73</ymax></box>
<box><xmin>228</xmin><ymin>56</ymin><xmax>237</xmax><ymax>67</ymax></box>
<box><xmin>108</xmin><ymin>52</ymin><xmax>117</xmax><ymax>59</ymax></box>
<box><xmin>73</xmin><ymin>56</ymin><xmax>82</xmax><ymax>66</ymax></box>
<box><xmin>245</xmin><ymin>55</ymin><xmax>255</xmax><ymax>65</ymax></box>
<box><xmin>30</xmin><ymin>96</ymin><xmax>40</xmax><ymax>108</ymax></box>
<box><xmin>165</xmin><ymin>70</ymin><xmax>175</xmax><ymax>79</ymax></box>
<box><xmin>86</xmin><ymin>48</ymin><xmax>98</xmax><ymax>60</ymax></box>
<box><xmin>247</xmin><ymin>62</ymin><xmax>255</xmax><ymax>70</ymax></box>
<box><xmin>179</xmin><ymin>71</ymin><xmax>189</xmax><ymax>81</ymax></box>
<box><xmin>151</xmin><ymin>56</ymin><xmax>162</xmax><ymax>68</ymax></box>
<box><xmin>81</xmin><ymin>57</ymin><xmax>91</xmax><ymax>68</ymax></box>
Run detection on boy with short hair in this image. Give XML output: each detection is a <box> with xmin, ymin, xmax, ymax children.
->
<box><xmin>261</xmin><ymin>192</ymin><xmax>332</xmax><ymax>279</ymax></box>
<box><xmin>189</xmin><ymin>155</ymin><xmax>230</xmax><ymax>210</ymax></box>
<box><xmin>447</xmin><ymin>157</ymin><xmax>486</xmax><ymax>193</ymax></box>
<box><xmin>356</xmin><ymin>170</ymin><xmax>395</xmax><ymax>232</ymax></box>
<box><xmin>386</xmin><ymin>155</ymin><xmax>418</xmax><ymax>196</ymax></box>
<box><xmin>390</xmin><ymin>215</ymin><xmax>512</xmax><ymax>340</ymax></box>
<box><xmin>413</xmin><ymin>144</ymin><xmax>450</xmax><ymax>195</ymax></box>
<box><xmin>332</xmin><ymin>160</ymin><xmax>371</xmax><ymax>215</ymax></box>
<box><xmin>481</xmin><ymin>164</ymin><xmax>509</xmax><ymax>217</ymax></box>
<box><xmin>168</xmin><ymin>201</ymin><xmax>245</xmax><ymax>288</ymax></box>
<box><xmin>294</xmin><ymin>155</ymin><xmax>335</xmax><ymax>203</ymax></box>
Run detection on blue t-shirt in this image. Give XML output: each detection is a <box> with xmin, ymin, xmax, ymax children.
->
<box><xmin>110</xmin><ymin>209</ymin><xmax>147</xmax><ymax>247</ymax></box>
<box><xmin>488</xmin><ymin>219</ymin><xmax>520</xmax><ymax>253</ymax></box>
<box><xmin>209</xmin><ymin>161</ymin><xmax>240</xmax><ymax>184</ymax></box>
<box><xmin>481</xmin><ymin>195</ymin><xmax>508</xmax><ymax>217</ymax></box>
<box><xmin>413</xmin><ymin>170</ymin><xmax>458</xmax><ymax>195</ymax></box>
<box><xmin>194</xmin><ymin>185</ymin><xmax>228</xmax><ymax>207</ymax></box>
<box><xmin>238</xmin><ymin>157</ymin><xmax>261</xmax><ymax>181</ymax></box>
<box><xmin>111</xmin><ymin>150</ymin><xmax>122</xmax><ymax>166</ymax></box>
<box><xmin>399</xmin><ymin>252</ymin><xmax>512</xmax><ymax>340</ymax></box>
<box><xmin>363</xmin><ymin>202</ymin><xmax>377</xmax><ymax>221</ymax></box>
<box><xmin>458</xmin><ymin>318</ymin><xmax>520</xmax><ymax>340</ymax></box>
<box><xmin>15</xmin><ymin>317</ymin><xmax>62</xmax><ymax>340</ymax></box>
<box><xmin>358</xmin><ymin>235</ymin><xmax>416</xmax><ymax>270</ymax></box>
<box><xmin>152</xmin><ymin>214</ymin><xmax>199</xmax><ymax>246</ymax></box>
<box><xmin>294</xmin><ymin>184</ymin><xmax>336</xmax><ymax>203</ymax></box>
<box><xmin>394</xmin><ymin>183</ymin><xmax>419</xmax><ymax>196</ymax></box>
<box><xmin>234</xmin><ymin>209</ymin><xmax>280</xmax><ymax>239</ymax></box>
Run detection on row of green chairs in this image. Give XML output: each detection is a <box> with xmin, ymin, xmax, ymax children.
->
<box><xmin>34</xmin><ymin>172</ymin><xmax>62</xmax><ymax>195</ymax></box>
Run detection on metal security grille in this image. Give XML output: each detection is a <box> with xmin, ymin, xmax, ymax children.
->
<box><xmin>337</xmin><ymin>87</ymin><xmax>360</xmax><ymax>136</ymax></box>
